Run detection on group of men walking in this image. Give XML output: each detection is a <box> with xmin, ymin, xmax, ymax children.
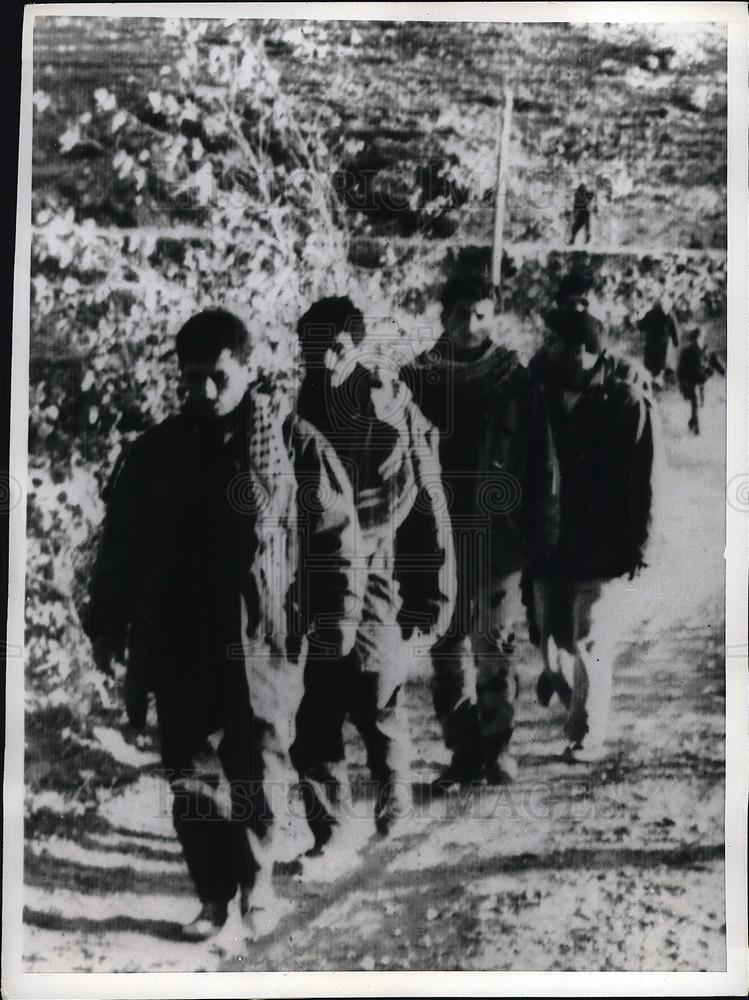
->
<box><xmin>84</xmin><ymin>264</ymin><xmax>656</xmax><ymax>939</ymax></box>
<box><xmin>637</xmin><ymin>289</ymin><xmax>724</xmax><ymax>434</ymax></box>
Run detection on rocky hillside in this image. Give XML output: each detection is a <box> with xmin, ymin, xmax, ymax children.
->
<box><xmin>33</xmin><ymin>16</ymin><xmax>727</xmax><ymax>248</ymax></box>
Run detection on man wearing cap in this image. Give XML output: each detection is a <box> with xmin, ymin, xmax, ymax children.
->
<box><xmin>290</xmin><ymin>297</ymin><xmax>454</xmax><ymax>846</ymax></box>
<box><xmin>402</xmin><ymin>271</ymin><xmax>560</xmax><ymax>788</ymax></box>
<box><xmin>526</xmin><ymin>286</ymin><xmax>655</xmax><ymax>762</ymax></box>
<box><xmin>84</xmin><ymin>309</ymin><xmax>361</xmax><ymax>939</ymax></box>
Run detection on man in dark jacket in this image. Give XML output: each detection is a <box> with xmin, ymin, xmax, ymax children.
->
<box><xmin>84</xmin><ymin>309</ymin><xmax>360</xmax><ymax>939</ymax></box>
<box><xmin>526</xmin><ymin>292</ymin><xmax>655</xmax><ymax>762</ymax></box>
<box><xmin>638</xmin><ymin>294</ymin><xmax>679</xmax><ymax>382</ymax></box>
<box><xmin>402</xmin><ymin>273</ymin><xmax>560</xmax><ymax>787</ymax></box>
<box><xmin>677</xmin><ymin>327</ymin><xmax>724</xmax><ymax>435</ymax></box>
<box><xmin>569</xmin><ymin>182</ymin><xmax>596</xmax><ymax>246</ymax></box>
<box><xmin>551</xmin><ymin>272</ymin><xmax>603</xmax><ymax>354</ymax></box>
<box><xmin>290</xmin><ymin>297</ymin><xmax>454</xmax><ymax>847</ymax></box>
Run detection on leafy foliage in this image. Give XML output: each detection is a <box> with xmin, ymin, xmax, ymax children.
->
<box><xmin>32</xmin><ymin>20</ymin><xmax>358</xmax><ymax>454</ymax></box>
<box><xmin>26</xmin><ymin>18</ymin><xmax>727</xmax><ymax>831</ymax></box>
<box><xmin>27</xmin><ymin>19</ymin><xmax>356</xmax><ymax>821</ymax></box>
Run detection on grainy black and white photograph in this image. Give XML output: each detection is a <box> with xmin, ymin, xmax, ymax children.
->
<box><xmin>4</xmin><ymin>2</ymin><xmax>748</xmax><ymax>994</ymax></box>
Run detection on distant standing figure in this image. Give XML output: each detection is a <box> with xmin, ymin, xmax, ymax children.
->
<box><xmin>638</xmin><ymin>296</ymin><xmax>679</xmax><ymax>382</ymax></box>
<box><xmin>569</xmin><ymin>182</ymin><xmax>596</xmax><ymax>246</ymax></box>
<box><xmin>677</xmin><ymin>328</ymin><xmax>724</xmax><ymax>436</ymax></box>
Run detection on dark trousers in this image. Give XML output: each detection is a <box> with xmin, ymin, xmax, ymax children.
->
<box><xmin>290</xmin><ymin>652</ymin><xmax>404</xmax><ymax>843</ymax></box>
<box><xmin>291</xmin><ymin>653</ymin><xmax>397</xmax><ymax>775</ymax></box>
<box><xmin>156</xmin><ymin>665</ymin><xmax>270</xmax><ymax>905</ymax></box>
<box><xmin>645</xmin><ymin>338</ymin><xmax>669</xmax><ymax>379</ymax></box>
<box><xmin>430</xmin><ymin>560</ymin><xmax>521</xmax><ymax>768</ymax></box>
<box><xmin>570</xmin><ymin>210</ymin><xmax>591</xmax><ymax>245</ymax></box>
<box><xmin>532</xmin><ymin>577</ymin><xmax>609</xmax><ymax>746</ymax></box>
<box><xmin>684</xmin><ymin>386</ymin><xmax>700</xmax><ymax>433</ymax></box>
<box><xmin>290</xmin><ymin>556</ymin><xmax>408</xmax><ymax>842</ymax></box>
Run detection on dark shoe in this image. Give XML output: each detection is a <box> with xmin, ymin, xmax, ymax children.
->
<box><xmin>536</xmin><ymin>669</ymin><xmax>556</xmax><ymax>707</ymax></box>
<box><xmin>430</xmin><ymin>756</ymin><xmax>483</xmax><ymax>795</ymax></box>
<box><xmin>304</xmin><ymin>816</ymin><xmax>338</xmax><ymax>857</ymax></box>
<box><xmin>562</xmin><ymin>741</ymin><xmax>605</xmax><ymax>764</ymax></box>
<box><xmin>536</xmin><ymin>669</ymin><xmax>572</xmax><ymax>709</ymax></box>
<box><xmin>483</xmin><ymin>751</ymin><xmax>518</xmax><ymax>785</ymax></box>
<box><xmin>182</xmin><ymin>901</ymin><xmax>228</xmax><ymax>941</ymax></box>
<box><xmin>374</xmin><ymin>777</ymin><xmax>411</xmax><ymax>837</ymax></box>
<box><xmin>298</xmin><ymin>773</ymin><xmax>339</xmax><ymax>856</ymax></box>
<box><xmin>556</xmin><ymin>672</ymin><xmax>572</xmax><ymax>709</ymax></box>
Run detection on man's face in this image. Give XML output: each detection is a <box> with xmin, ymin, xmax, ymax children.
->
<box><xmin>325</xmin><ymin>330</ymin><xmax>358</xmax><ymax>374</ymax></box>
<box><xmin>180</xmin><ymin>348</ymin><xmax>249</xmax><ymax>418</ymax></box>
<box><xmin>444</xmin><ymin>297</ymin><xmax>494</xmax><ymax>350</ymax></box>
<box><xmin>551</xmin><ymin>338</ymin><xmax>598</xmax><ymax>389</ymax></box>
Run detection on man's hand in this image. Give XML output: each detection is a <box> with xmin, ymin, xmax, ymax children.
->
<box><xmin>377</xmin><ymin>445</ymin><xmax>404</xmax><ymax>485</ymax></box>
<box><xmin>285</xmin><ymin>630</ymin><xmax>303</xmax><ymax>665</ymax></box>
<box><xmin>398</xmin><ymin>599</ymin><xmax>442</xmax><ymax>640</ymax></box>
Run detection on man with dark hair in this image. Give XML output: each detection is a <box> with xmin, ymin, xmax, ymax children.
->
<box><xmin>677</xmin><ymin>327</ymin><xmax>724</xmax><ymax>435</ymax></box>
<box><xmin>569</xmin><ymin>182</ymin><xmax>596</xmax><ymax>246</ymax></box>
<box><xmin>526</xmin><ymin>288</ymin><xmax>655</xmax><ymax>762</ymax></box>
<box><xmin>544</xmin><ymin>297</ymin><xmax>603</xmax><ymax>357</ymax></box>
<box><xmin>290</xmin><ymin>296</ymin><xmax>453</xmax><ymax>846</ymax></box>
<box><xmin>84</xmin><ymin>308</ymin><xmax>361</xmax><ymax>939</ymax></box>
<box><xmin>551</xmin><ymin>272</ymin><xmax>603</xmax><ymax>353</ymax></box>
<box><xmin>401</xmin><ymin>273</ymin><xmax>560</xmax><ymax>788</ymax></box>
<box><xmin>175</xmin><ymin>307</ymin><xmax>252</xmax><ymax>366</ymax></box>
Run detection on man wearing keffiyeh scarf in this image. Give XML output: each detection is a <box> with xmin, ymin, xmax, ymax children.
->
<box><xmin>401</xmin><ymin>271</ymin><xmax>560</xmax><ymax>789</ymax></box>
<box><xmin>84</xmin><ymin>310</ymin><xmax>361</xmax><ymax>940</ymax></box>
<box><xmin>290</xmin><ymin>297</ymin><xmax>455</xmax><ymax>850</ymax></box>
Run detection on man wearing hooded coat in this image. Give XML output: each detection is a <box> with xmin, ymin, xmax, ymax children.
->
<box><xmin>526</xmin><ymin>289</ymin><xmax>655</xmax><ymax>762</ymax></box>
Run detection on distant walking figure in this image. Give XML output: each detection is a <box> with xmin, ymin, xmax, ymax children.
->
<box><xmin>569</xmin><ymin>182</ymin><xmax>596</xmax><ymax>246</ymax></box>
<box><xmin>638</xmin><ymin>295</ymin><xmax>679</xmax><ymax>384</ymax></box>
<box><xmin>677</xmin><ymin>328</ymin><xmax>725</xmax><ymax>436</ymax></box>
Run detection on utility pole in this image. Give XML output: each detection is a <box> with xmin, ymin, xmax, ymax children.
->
<box><xmin>492</xmin><ymin>89</ymin><xmax>514</xmax><ymax>306</ymax></box>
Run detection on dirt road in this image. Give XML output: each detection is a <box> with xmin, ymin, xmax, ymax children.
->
<box><xmin>22</xmin><ymin>386</ymin><xmax>726</xmax><ymax>973</ymax></box>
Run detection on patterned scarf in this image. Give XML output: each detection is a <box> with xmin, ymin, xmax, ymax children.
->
<box><xmin>242</xmin><ymin>385</ymin><xmax>312</xmax><ymax>861</ymax></box>
<box><xmin>298</xmin><ymin>367</ymin><xmax>417</xmax><ymax>544</ymax></box>
<box><xmin>244</xmin><ymin>385</ymin><xmax>298</xmax><ymax>659</ymax></box>
<box><xmin>407</xmin><ymin>336</ymin><xmax>521</xmax><ymax>395</ymax></box>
